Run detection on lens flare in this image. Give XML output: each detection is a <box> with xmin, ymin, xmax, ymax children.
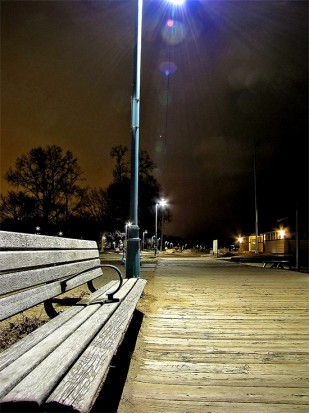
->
<box><xmin>161</xmin><ymin>20</ymin><xmax>187</xmax><ymax>46</ymax></box>
<box><xmin>159</xmin><ymin>61</ymin><xmax>177</xmax><ymax>77</ymax></box>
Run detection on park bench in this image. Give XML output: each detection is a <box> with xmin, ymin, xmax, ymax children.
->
<box><xmin>263</xmin><ymin>259</ymin><xmax>292</xmax><ymax>270</ymax></box>
<box><xmin>0</xmin><ymin>230</ymin><xmax>146</xmax><ymax>413</ymax></box>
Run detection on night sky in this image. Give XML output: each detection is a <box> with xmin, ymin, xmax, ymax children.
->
<box><xmin>1</xmin><ymin>0</ymin><xmax>308</xmax><ymax>244</ymax></box>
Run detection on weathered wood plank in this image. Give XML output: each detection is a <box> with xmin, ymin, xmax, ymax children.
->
<box><xmin>1</xmin><ymin>279</ymin><xmax>140</xmax><ymax>405</ymax></box>
<box><xmin>144</xmin><ymin>328</ymin><xmax>309</xmax><ymax>339</ymax></box>
<box><xmin>142</xmin><ymin>337</ymin><xmax>309</xmax><ymax>352</ymax></box>
<box><xmin>0</xmin><ymin>307</ymin><xmax>82</xmax><ymax>370</ymax></box>
<box><xmin>0</xmin><ymin>231</ymin><xmax>147</xmax><ymax>412</ymax></box>
<box><xmin>147</xmin><ymin>313</ymin><xmax>308</xmax><ymax>320</ymax></box>
<box><xmin>0</xmin><ymin>280</ymin><xmax>121</xmax><ymax>399</ymax></box>
<box><xmin>0</xmin><ymin>231</ymin><xmax>96</xmax><ymax>250</ymax></box>
<box><xmin>0</xmin><ymin>304</ymin><xmax>99</xmax><ymax>399</ymax></box>
<box><xmin>0</xmin><ymin>249</ymin><xmax>99</xmax><ymax>272</ymax></box>
<box><xmin>141</xmin><ymin>350</ymin><xmax>309</xmax><ymax>364</ymax></box>
<box><xmin>118</xmin><ymin>259</ymin><xmax>309</xmax><ymax>413</ymax></box>
<box><xmin>118</xmin><ymin>399</ymin><xmax>309</xmax><ymax>413</ymax></box>
<box><xmin>0</xmin><ymin>281</ymin><xmax>118</xmax><ymax>371</ymax></box>
<box><xmin>0</xmin><ymin>258</ymin><xmax>101</xmax><ymax>295</ymax></box>
<box><xmin>126</xmin><ymin>382</ymin><xmax>309</xmax><ymax>404</ymax></box>
<box><xmin>45</xmin><ymin>279</ymin><xmax>147</xmax><ymax>413</ymax></box>
<box><xmin>141</xmin><ymin>360</ymin><xmax>309</xmax><ymax>373</ymax></box>
<box><xmin>0</xmin><ymin>267</ymin><xmax>104</xmax><ymax>320</ymax></box>
<box><xmin>136</xmin><ymin>370</ymin><xmax>309</xmax><ymax>387</ymax></box>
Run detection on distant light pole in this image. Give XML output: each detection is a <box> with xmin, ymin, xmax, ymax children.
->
<box><xmin>252</xmin><ymin>135</ymin><xmax>259</xmax><ymax>254</ymax></box>
<box><xmin>155</xmin><ymin>198</ymin><xmax>167</xmax><ymax>256</ymax></box>
<box><xmin>142</xmin><ymin>230</ymin><xmax>148</xmax><ymax>250</ymax></box>
<box><xmin>123</xmin><ymin>221</ymin><xmax>132</xmax><ymax>263</ymax></box>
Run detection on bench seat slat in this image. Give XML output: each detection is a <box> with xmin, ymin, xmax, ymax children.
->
<box><xmin>0</xmin><ymin>307</ymin><xmax>82</xmax><ymax>372</ymax></box>
<box><xmin>0</xmin><ymin>258</ymin><xmax>101</xmax><ymax>295</ymax></box>
<box><xmin>0</xmin><ymin>250</ymin><xmax>99</xmax><ymax>272</ymax></box>
<box><xmin>0</xmin><ymin>279</ymin><xmax>123</xmax><ymax>399</ymax></box>
<box><xmin>1</xmin><ymin>279</ymin><xmax>138</xmax><ymax>406</ymax></box>
<box><xmin>0</xmin><ymin>267</ymin><xmax>103</xmax><ymax>321</ymax></box>
<box><xmin>0</xmin><ymin>281</ymin><xmax>118</xmax><ymax>372</ymax></box>
<box><xmin>47</xmin><ymin>279</ymin><xmax>147</xmax><ymax>413</ymax></box>
<box><xmin>0</xmin><ymin>305</ymin><xmax>99</xmax><ymax>400</ymax></box>
<box><xmin>0</xmin><ymin>231</ymin><xmax>97</xmax><ymax>250</ymax></box>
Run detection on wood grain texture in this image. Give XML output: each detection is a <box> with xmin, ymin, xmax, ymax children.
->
<box><xmin>0</xmin><ymin>305</ymin><xmax>98</xmax><ymax>399</ymax></box>
<box><xmin>45</xmin><ymin>279</ymin><xmax>147</xmax><ymax>413</ymax></box>
<box><xmin>0</xmin><ymin>249</ymin><xmax>99</xmax><ymax>271</ymax></box>
<box><xmin>0</xmin><ymin>232</ymin><xmax>147</xmax><ymax>412</ymax></box>
<box><xmin>118</xmin><ymin>258</ymin><xmax>309</xmax><ymax>413</ymax></box>
<box><xmin>0</xmin><ymin>258</ymin><xmax>101</xmax><ymax>295</ymax></box>
<box><xmin>0</xmin><ymin>267</ymin><xmax>103</xmax><ymax>320</ymax></box>
<box><xmin>1</xmin><ymin>279</ymin><xmax>143</xmax><ymax>405</ymax></box>
<box><xmin>0</xmin><ymin>281</ymin><xmax>118</xmax><ymax>371</ymax></box>
<box><xmin>0</xmin><ymin>306</ymin><xmax>82</xmax><ymax>371</ymax></box>
<box><xmin>0</xmin><ymin>230</ymin><xmax>97</xmax><ymax>250</ymax></box>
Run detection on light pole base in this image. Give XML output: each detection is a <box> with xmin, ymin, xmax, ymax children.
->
<box><xmin>126</xmin><ymin>225</ymin><xmax>140</xmax><ymax>278</ymax></box>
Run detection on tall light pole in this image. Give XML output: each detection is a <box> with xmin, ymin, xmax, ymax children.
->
<box><xmin>155</xmin><ymin>198</ymin><xmax>167</xmax><ymax>256</ymax></box>
<box><xmin>253</xmin><ymin>136</ymin><xmax>259</xmax><ymax>254</ymax></box>
<box><xmin>142</xmin><ymin>230</ymin><xmax>148</xmax><ymax>251</ymax></box>
<box><xmin>155</xmin><ymin>203</ymin><xmax>158</xmax><ymax>256</ymax></box>
<box><xmin>126</xmin><ymin>0</ymin><xmax>143</xmax><ymax>278</ymax></box>
<box><xmin>126</xmin><ymin>0</ymin><xmax>185</xmax><ymax>276</ymax></box>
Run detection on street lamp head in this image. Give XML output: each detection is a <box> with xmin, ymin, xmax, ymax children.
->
<box><xmin>167</xmin><ymin>0</ymin><xmax>186</xmax><ymax>5</ymax></box>
<box><xmin>125</xmin><ymin>221</ymin><xmax>133</xmax><ymax>232</ymax></box>
<box><xmin>158</xmin><ymin>198</ymin><xmax>167</xmax><ymax>207</ymax></box>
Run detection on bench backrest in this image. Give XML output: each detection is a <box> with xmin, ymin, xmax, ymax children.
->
<box><xmin>0</xmin><ymin>231</ymin><xmax>102</xmax><ymax>321</ymax></box>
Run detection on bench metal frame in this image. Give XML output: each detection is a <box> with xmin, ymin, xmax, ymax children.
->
<box><xmin>263</xmin><ymin>260</ymin><xmax>291</xmax><ymax>270</ymax></box>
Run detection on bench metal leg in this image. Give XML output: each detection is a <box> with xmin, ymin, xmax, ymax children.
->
<box><xmin>87</xmin><ymin>280</ymin><xmax>97</xmax><ymax>293</ymax></box>
<box><xmin>44</xmin><ymin>299</ymin><xmax>60</xmax><ymax>318</ymax></box>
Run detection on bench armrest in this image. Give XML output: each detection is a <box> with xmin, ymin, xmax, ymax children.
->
<box><xmin>99</xmin><ymin>264</ymin><xmax>123</xmax><ymax>302</ymax></box>
<box><xmin>44</xmin><ymin>264</ymin><xmax>124</xmax><ymax>317</ymax></box>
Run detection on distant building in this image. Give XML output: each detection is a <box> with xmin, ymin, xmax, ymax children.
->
<box><xmin>239</xmin><ymin>227</ymin><xmax>308</xmax><ymax>257</ymax></box>
<box><xmin>238</xmin><ymin>234</ymin><xmax>264</xmax><ymax>253</ymax></box>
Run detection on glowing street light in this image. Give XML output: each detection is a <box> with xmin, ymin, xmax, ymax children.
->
<box><xmin>167</xmin><ymin>0</ymin><xmax>185</xmax><ymax>5</ymax></box>
<box><xmin>279</xmin><ymin>229</ymin><xmax>285</xmax><ymax>239</ymax></box>
<box><xmin>155</xmin><ymin>198</ymin><xmax>167</xmax><ymax>256</ymax></box>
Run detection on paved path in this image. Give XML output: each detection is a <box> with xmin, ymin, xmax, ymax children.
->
<box><xmin>118</xmin><ymin>257</ymin><xmax>309</xmax><ymax>413</ymax></box>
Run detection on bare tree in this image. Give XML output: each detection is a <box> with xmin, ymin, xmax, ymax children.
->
<box><xmin>110</xmin><ymin>145</ymin><xmax>129</xmax><ymax>182</ymax></box>
<box><xmin>84</xmin><ymin>187</ymin><xmax>108</xmax><ymax>223</ymax></box>
<box><xmin>4</xmin><ymin>145</ymin><xmax>86</xmax><ymax>225</ymax></box>
<box><xmin>0</xmin><ymin>191</ymin><xmax>36</xmax><ymax>221</ymax></box>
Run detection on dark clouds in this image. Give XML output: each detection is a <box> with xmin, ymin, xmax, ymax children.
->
<box><xmin>1</xmin><ymin>0</ymin><xmax>308</xmax><ymax>243</ymax></box>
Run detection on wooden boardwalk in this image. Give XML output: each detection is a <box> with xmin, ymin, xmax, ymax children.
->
<box><xmin>118</xmin><ymin>258</ymin><xmax>309</xmax><ymax>413</ymax></box>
